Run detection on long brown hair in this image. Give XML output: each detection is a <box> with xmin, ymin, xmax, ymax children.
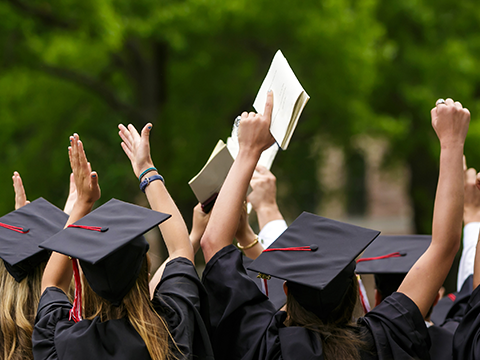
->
<box><xmin>82</xmin><ymin>256</ymin><xmax>176</xmax><ymax>360</ymax></box>
<box><xmin>284</xmin><ymin>277</ymin><xmax>368</xmax><ymax>360</ymax></box>
<box><xmin>0</xmin><ymin>260</ymin><xmax>45</xmax><ymax>360</ymax></box>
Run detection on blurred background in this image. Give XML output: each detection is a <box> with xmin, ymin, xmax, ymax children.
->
<box><xmin>1</xmin><ymin>0</ymin><xmax>480</xmax><ymax>291</ymax></box>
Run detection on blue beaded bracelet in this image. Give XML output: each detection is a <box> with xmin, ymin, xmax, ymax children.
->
<box><xmin>138</xmin><ymin>167</ymin><xmax>157</xmax><ymax>181</ymax></box>
<box><xmin>140</xmin><ymin>174</ymin><xmax>165</xmax><ymax>193</ymax></box>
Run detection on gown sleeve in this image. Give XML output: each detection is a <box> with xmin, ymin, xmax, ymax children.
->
<box><xmin>32</xmin><ymin>286</ymin><xmax>73</xmax><ymax>360</ymax></box>
<box><xmin>453</xmin><ymin>284</ymin><xmax>480</xmax><ymax>359</ymax></box>
<box><xmin>152</xmin><ymin>256</ymin><xmax>214</xmax><ymax>360</ymax></box>
<box><xmin>202</xmin><ymin>245</ymin><xmax>277</xmax><ymax>360</ymax></box>
<box><xmin>360</xmin><ymin>292</ymin><xmax>431</xmax><ymax>360</ymax></box>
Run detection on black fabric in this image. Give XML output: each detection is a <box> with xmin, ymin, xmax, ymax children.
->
<box><xmin>40</xmin><ymin>198</ymin><xmax>171</xmax><ymax>305</ymax></box>
<box><xmin>80</xmin><ymin>235</ymin><xmax>148</xmax><ymax>306</ymax></box>
<box><xmin>33</xmin><ymin>257</ymin><xmax>214</xmax><ymax>360</ymax></box>
<box><xmin>431</xmin><ymin>275</ymin><xmax>473</xmax><ymax>332</ymax></box>
<box><xmin>0</xmin><ymin>197</ymin><xmax>68</xmax><ymax>282</ymax></box>
<box><xmin>452</xmin><ymin>282</ymin><xmax>480</xmax><ymax>359</ymax></box>
<box><xmin>428</xmin><ymin>325</ymin><xmax>453</xmax><ymax>360</ymax></box>
<box><xmin>203</xmin><ymin>244</ymin><xmax>430</xmax><ymax>360</ymax></box>
<box><xmin>243</xmin><ymin>256</ymin><xmax>286</xmax><ymax>310</ymax></box>
<box><xmin>248</xmin><ymin>212</ymin><xmax>380</xmax><ymax>316</ymax></box>
<box><xmin>356</xmin><ymin>235</ymin><xmax>431</xmax><ymax>275</ymax></box>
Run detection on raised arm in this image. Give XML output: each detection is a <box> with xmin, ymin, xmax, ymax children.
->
<box><xmin>201</xmin><ymin>91</ymin><xmax>275</xmax><ymax>263</ymax></box>
<box><xmin>42</xmin><ymin>134</ymin><xmax>100</xmax><ymax>294</ymax></box>
<box><xmin>12</xmin><ymin>171</ymin><xmax>30</xmax><ymax>210</ymax></box>
<box><xmin>398</xmin><ymin>98</ymin><xmax>470</xmax><ymax>317</ymax></box>
<box><xmin>118</xmin><ymin>123</ymin><xmax>193</xmax><ymax>263</ymax></box>
<box><xmin>148</xmin><ymin>203</ymin><xmax>209</xmax><ymax>297</ymax></box>
<box><xmin>235</xmin><ymin>203</ymin><xmax>264</xmax><ymax>259</ymax></box>
<box><xmin>63</xmin><ymin>173</ymin><xmax>78</xmax><ymax>215</ymax></box>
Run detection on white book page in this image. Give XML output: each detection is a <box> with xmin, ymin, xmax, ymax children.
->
<box><xmin>253</xmin><ymin>50</ymin><xmax>306</xmax><ymax>149</ymax></box>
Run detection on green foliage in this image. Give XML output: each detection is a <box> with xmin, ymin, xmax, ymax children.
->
<box><xmin>0</xmin><ymin>0</ymin><xmax>480</xmax><ymax>238</ymax></box>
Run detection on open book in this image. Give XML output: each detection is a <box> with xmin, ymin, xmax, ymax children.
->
<box><xmin>253</xmin><ymin>50</ymin><xmax>310</xmax><ymax>150</ymax></box>
<box><xmin>188</xmin><ymin>140</ymin><xmax>252</xmax><ymax>212</ymax></box>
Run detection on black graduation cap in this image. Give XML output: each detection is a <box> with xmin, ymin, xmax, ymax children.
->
<box><xmin>356</xmin><ymin>235</ymin><xmax>431</xmax><ymax>275</ymax></box>
<box><xmin>40</xmin><ymin>198</ymin><xmax>171</xmax><ymax>306</ymax></box>
<box><xmin>247</xmin><ymin>212</ymin><xmax>380</xmax><ymax>319</ymax></box>
<box><xmin>356</xmin><ymin>235</ymin><xmax>431</xmax><ymax>300</ymax></box>
<box><xmin>0</xmin><ymin>197</ymin><xmax>68</xmax><ymax>282</ymax></box>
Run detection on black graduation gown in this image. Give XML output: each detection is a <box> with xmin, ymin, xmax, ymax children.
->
<box><xmin>452</xmin><ymin>284</ymin><xmax>480</xmax><ymax>359</ymax></box>
<box><xmin>430</xmin><ymin>275</ymin><xmax>472</xmax><ymax>334</ymax></box>
<box><xmin>427</xmin><ymin>325</ymin><xmax>453</xmax><ymax>360</ymax></box>
<box><xmin>33</xmin><ymin>257</ymin><xmax>214</xmax><ymax>360</ymax></box>
<box><xmin>202</xmin><ymin>245</ymin><xmax>430</xmax><ymax>360</ymax></box>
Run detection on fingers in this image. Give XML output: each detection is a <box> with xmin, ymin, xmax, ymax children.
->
<box><xmin>263</xmin><ymin>90</ymin><xmax>274</xmax><ymax>118</ymax></box>
<box><xmin>127</xmin><ymin>124</ymin><xmax>141</xmax><ymax>142</ymax></box>
<box><xmin>476</xmin><ymin>173</ymin><xmax>480</xmax><ymax>191</ymax></box>
<box><xmin>12</xmin><ymin>171</ymin><xmax>28</xmax><ymax>210</ymax></box>
<box><xmin>464</xmin><ymin>156</ymin><xmax>468</xmax><ymax>172</ymax></box>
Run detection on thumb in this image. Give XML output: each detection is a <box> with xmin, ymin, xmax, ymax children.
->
<box><xmin>142</xmin><ymin>123</ymin><xmax>153</xmax><ymax>139</ymax></box>
<box><xmin>91</xmin><ymin>172</ymin><xmax>99</xmax><ymax>188</ymax></box>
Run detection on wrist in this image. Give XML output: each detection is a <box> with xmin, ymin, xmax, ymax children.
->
<box><xmin>236</xmin><ymin>227</ymin><xmax>257</xmax><ymax>246</ymax></box>
<box><xmin>139</xmin><ymin>166</ymin><xmax>157</xmax><ymax>181</ymax></box>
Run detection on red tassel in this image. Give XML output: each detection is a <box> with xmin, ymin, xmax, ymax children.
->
<box><xmin>0</xmin><ymin>222</ymin><xmax>29</xmax><ymax>233</ymax></box>
<box><xmin>356</xmin><ymin>252</ymin><xmax>404</xmax><ymax>263</ymax></box>
<box><xmin>69</xmin><ymin>258</ymin><xmax>83</xmax><ymax>323</ymax></box>
<box><xmin>67</xmin><ymin>224</ymin><xmax>107</xmax><ymax>232</ymax></box>
<box><xmin>263</xmin><ymin>245</ymin><xmax>317</xmax><ymax>252</ymax></box>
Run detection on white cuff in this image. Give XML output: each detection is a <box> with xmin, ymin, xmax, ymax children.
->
<box><xmin>258</xmin><ymin>220</ymin><xmax>288</xmax><ymax>248</ymax></box>
<box><xmin>457</xmin><ymin>222</ymin><xmax>480</xmax><ymax>292</ymax></box>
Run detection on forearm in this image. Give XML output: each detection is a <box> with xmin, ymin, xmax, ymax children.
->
<box><xmin>431</xmin><ymin>145</ymin><xmax>464</xmax><ymax>254</ymax></box>
<box><xmin>41</xmin><ymin>202</ymin><xmax>93</xmax><ymax>293</ymax></box>
<box><xmin>256</xmin><ymin>203</ymin><xmax>284</xmax><ymax>230</ymax></box>
<box><xmin>399</xmin><ymin>145</ymin><xmax>464</xmax><ymax>316</ymax></box>
<box><xmin>143</xmin><ymin>173</ymin><xmax>193</xmax><ymax>262</ymax></box>
<box><xmin>201</xmin><ymin>149</ymin><xmax>260</xmax><ymax>263</ymax></box>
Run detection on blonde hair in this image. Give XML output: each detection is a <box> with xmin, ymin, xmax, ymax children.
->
<box><xmin>82</xmin><ymin>256</ymin><xmax>176</xmax><ymax>360</ymax></box>
<box><xmin>0</xmin><ymin>260</ymin><xmax>45</xmax><ymax>360</ymax></box>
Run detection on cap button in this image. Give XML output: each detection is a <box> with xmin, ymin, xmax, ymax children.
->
<box><xmin>310</xmin><ymin>245</ymin><xmax>318</xmax><ymax>252</ymax></box>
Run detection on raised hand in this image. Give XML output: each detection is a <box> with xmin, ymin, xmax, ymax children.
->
<box><xmin>12</xmin><ymin>171</ymin><xmax>30</xmax><ymax>210</ymax></box>
<box><xmin>63</xmin><ymin>173</ymin><xmax>78</xmax><ymax>215</ymax></box>
<box><xmin>248</xmin><ymin>166</ymin><xmax>278</xmax><ymax>212</ymax></box>
<box><xmin>68</xmin><ymin>133</ymin><xmax>100</xmax><ymax>207</ymax></box>
<box><xmin>118</xmin><ymin>123</ymin><xmax>154</xmax><ymax>179</ymax></box>
<box><xmin>237</xmin><ymin>91</ymin><xmax>275</xmax><ymax>155</ymax></box>
<box><xmin>431</xmin><ymin>98</ymin><xmax>470</xmax><ymax>146</ymax></box>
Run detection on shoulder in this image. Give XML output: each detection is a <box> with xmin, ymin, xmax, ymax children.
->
<box><xmin>33</xmin><ymin>287</ymin><xmax>74</xmax><ymax>360</ymax></box>
<box><xmin>361</xmin><ymin>292</ymin><xmax>430</xmax><ymax>359</ymax></box>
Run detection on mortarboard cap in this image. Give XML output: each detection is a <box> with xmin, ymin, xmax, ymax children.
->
<box><xmin>356</xmin><ymin>235</ymin><xmax>431</xmax><ymax>300</ymax></box>
<box><xmin>0</xmin><ymin>198</ymin><xmax>68</xmax><ymax>282</ymax></box>
<box><xmin>40</xmin><ymin>198</ymin><xmax>171</xmax><ymax>305</ymax></box>
<box><xmin>248</xmin><ymin>212</ymin><xmax>380</xmax><ymax>319</ymax></box>
<box><xmin>356</xmin><ymin>235</ymin><xmax>431</xmax><ymax>275</ymax></box>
